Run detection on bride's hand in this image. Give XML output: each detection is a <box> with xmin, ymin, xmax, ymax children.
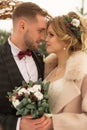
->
<box><xmin>34</xmin><ymin>116</ymin><xmax>53</xmax><ymax>130</ymax></box>
<box><xmin>22</xmin><ymin>115</ymin><xmax>32</xmax><ymax>119</ymax></box>
<box><xmin>43</xmin><ymin>117</ymin><xmax>53</xmax><ymax>130</ymax></box>
<box><xmin>20</xmin><ymin>115</ymin><xmax>47</xmax><ymax>130</ymax></box>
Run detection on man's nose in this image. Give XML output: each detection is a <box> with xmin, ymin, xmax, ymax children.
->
<box><xmin>40</xmin><ymin>32</ymin><xmax>46</xmax><ymax>40</ymax></box>
<box><xmin>45</xmin><ymin>36</ymin><xmax>48</xmax><ymax>42</ymax></box>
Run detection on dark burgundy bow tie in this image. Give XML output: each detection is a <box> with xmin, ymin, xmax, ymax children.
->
<box><xmin>18</xmin><ymin>50</ymin><xmax>32</xmax><ymax>60</ymax></box>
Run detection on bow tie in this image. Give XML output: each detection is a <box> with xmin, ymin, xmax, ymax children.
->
<box><xmin>18</xmin><ymin>50</ymin><xmax>32</xmax><ymax>60</ymax></box>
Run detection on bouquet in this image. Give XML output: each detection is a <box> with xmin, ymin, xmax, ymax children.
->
<box><xmin>7</xmin><ymin>79</ymin><xmax>51</xmax><ymax>119</ymax></box>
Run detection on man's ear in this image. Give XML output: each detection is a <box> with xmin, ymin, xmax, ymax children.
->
<box><xmin>44</xmin><ymin>53</ymin><xmax>58</xmax><ymax>78</ymax></box>
<box><xmin>18</xmin><ymin>20</ymin><xmax>25</xmax><ymax>31</ymax></box>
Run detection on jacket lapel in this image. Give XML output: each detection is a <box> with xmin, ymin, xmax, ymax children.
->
<box><xmin>52</xmin><ymin>80</ymin><xmax>81</xmax><ymax>113</ymax></box>
<box><xmin>1</xmin><ymin>42</ymin><xmax>24</xmax><ymax>88</ymax></box>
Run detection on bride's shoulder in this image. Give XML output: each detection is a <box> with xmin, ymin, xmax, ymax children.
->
<box><xmin>65</xmin><ymin>51</ymin><xmax>87</xmax><ymax>80</ymax></box>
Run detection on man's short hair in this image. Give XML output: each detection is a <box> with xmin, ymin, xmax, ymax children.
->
<box><xmin>12</xmin><ymin>2</ymin><xmax>50</xmax><ymax>21</ymax></box>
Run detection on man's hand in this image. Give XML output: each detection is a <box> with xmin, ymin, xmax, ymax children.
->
<box><xmin>20</xmin><ymin>115</ymin><xmax>53</xmax><ymax>130</ymax></box>
<box><xmin>20</xmin><ymin>115</ymin><xmax>46</xmax><ymax>130</ymax></box>
<box><xmin>35</xmin><ymin>116</ymin><xmax>53</xmax><ymax>130</ymax></box>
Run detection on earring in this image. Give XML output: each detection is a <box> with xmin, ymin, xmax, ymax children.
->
<box><xmin>63</xmin><ymin>47</ymin><xmax>66</xmax><ymax>50</ymax></box>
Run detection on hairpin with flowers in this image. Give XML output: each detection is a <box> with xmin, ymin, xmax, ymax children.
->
<box><xmin>64</xmin><ymin>16</ymin><xmax>82</xmax><ymax>40</ymax></box>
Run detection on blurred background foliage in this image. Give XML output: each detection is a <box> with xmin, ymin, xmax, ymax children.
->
<box><xmin>0</xmin><ymin>30</ymin><xmax>10</xmax><ymax>45</ymax></box>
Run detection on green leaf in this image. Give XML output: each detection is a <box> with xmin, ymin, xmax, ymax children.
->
<box><xmin>22</xmin><ymin>108</ymin><xmax>30</xmax><ymax>116</ymax></box>
<box><xmin>43</xmin><ymin>82</ymin><xmax>50</xmax><ymax>92</ymax></box>
<box><xmin>38</xmin><ymin>107</ymin><xmax>44</xmax><ymax>114</ymax></box>
<box><xmin>37</xmin><ymin>100</ymin><xmax>42</xmax><ymax>107</ymax></box>
<box><xmin>16</xmin><ymin>108</ymin><xmax>25</xmax><ymax>116</ymax></box>
<box><xmin>42</xmin><ymin>101</ymin><xmax>48</xmax><ymax>107</ymax></box>
<box><xmin>16</xmin><ymin>98</ymin><xmax>28</xmax><ymax>110</ymax></box>
<box><xmin>43</xmin><ymin>94</ymin><xmax>48</xmax><ymax>99</ymax></box>
<box><xmin>28</xmin><ymin>80</ymin><xmax>34</xmax><ymax>86</ymax></box>
<box><xmin>26</xmin><ymin>103</ymin><xmax>35</xmax><ymax>110</ymax></box>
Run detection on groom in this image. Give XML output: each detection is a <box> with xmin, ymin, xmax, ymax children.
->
<box><xmin>0</xmin><ymin>2</ymin><xmax>56</xmax><ymax>130</ymax></box>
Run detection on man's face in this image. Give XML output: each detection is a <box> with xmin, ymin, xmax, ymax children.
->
<box><xmin>23</xmin><ymin>14</ymin><xmax>47</xmax><ymax>50</ymax></box>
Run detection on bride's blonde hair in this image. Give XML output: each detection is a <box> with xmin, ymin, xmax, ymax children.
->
<box><xmin>47</xmin><ymin>12</ymin><xmax>87</xmax><ymax>54</ymax></box>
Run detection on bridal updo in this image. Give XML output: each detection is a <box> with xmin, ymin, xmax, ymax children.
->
<box><xmin>47</xmin><ymin>11</ymin><xmax>87</xmax><ymax>54</ymax></box>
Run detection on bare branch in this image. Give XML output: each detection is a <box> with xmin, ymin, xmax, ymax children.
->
<box><xmin>0</xmin><ymin>0</ymin><xmax>23</xmax><ymax>19</ymax></box>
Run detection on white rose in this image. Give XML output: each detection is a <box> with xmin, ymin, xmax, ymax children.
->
<box><xmin>71</xmin><ymin>18</ymin><xmax>80</xmax><ymax>27</ymax></box>
<box><xmin>18</xmin><ymin>88</ymin><xmax>27</xmax><ymax>95</ymax></box>
<box><xmin>33</xmin><ymin>85</ymin><xmax>41</xmax><ymax>92</ymax></box>
<box><xmin>12</xmin><ymin>99</ymin><xmax>20</xmax><ymax>108</ymax></box>
<box><xmin>34</xmin><ymin>91</ymin><xmax>43</xmax><ymax>100</ymax></box>
<box><xmin>27</xmin><ymin>87</ymin><xmax>34</xmax><ymax>94</ymax></box>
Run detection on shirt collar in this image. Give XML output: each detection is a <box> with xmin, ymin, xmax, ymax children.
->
<box><xmin>8</xmin><ymin>37</ymin><xmax>21</xmax><ymax>57</ymax></box>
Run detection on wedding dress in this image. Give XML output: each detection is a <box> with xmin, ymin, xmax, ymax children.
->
<box><xmin>44</xmin><ymin>78</ymin><xmax>64</xmax><ymax>114</ymax></box>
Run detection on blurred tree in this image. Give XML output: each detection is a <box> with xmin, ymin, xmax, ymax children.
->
<box><xmin>76</xmin><ymin>0</ymin><xmax>87</xmax><ymax>17</ymax></box>
<box><xmin>0</xmin><ymin>30</ymin><xmax>10</xmax><ymax>45</ymax></box>
<box><xmin>0</xmin><ymin>0</ymin><xmax>22</xmax><ymax>19</ymax></box>
<box><xmin>38</xmin><ymin>40</ymin><xmax>48</xmax><ymax>57</ymax></box>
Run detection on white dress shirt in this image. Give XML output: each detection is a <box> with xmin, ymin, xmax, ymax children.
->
<box><xmin>8</xmin><ymin>38</ymin><xmax>38</xmax><ymax>130</ymax></box>
<box><xmin>8</xmin><ymin>38</ymin><xmax>38</xmax><ymax>83</ymax></box>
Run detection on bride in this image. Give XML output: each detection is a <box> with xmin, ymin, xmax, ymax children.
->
<box><xmin>43</xmin><ymin>11</ymin><xmax>87</xmax><ymax>130</ymax></box>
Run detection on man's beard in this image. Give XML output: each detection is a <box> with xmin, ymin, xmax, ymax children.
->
<box><xmin>24</xmin><ymin>32</ymin><xmax>36</xmax><ymax>50</ymax></box>
<box><xmin>25</xmin><ymin>40</ymin><xmax>36</xmax><ymax>50</ymax></box>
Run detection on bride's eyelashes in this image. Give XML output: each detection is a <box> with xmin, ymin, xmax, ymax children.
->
<box><xmin>47</xmin><ymin>32</ymin><xmax>55</xmax><ymax>37</ymax></box>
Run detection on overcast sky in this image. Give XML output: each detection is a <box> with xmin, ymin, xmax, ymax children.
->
<box><xmin>0</xmin><ymin>0</ymin><xmax>86</xmax><ymax>32</ymax></box>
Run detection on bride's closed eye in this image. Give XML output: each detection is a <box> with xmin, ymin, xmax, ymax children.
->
<box><xmin>47</xmin><ymin>32</ymin><xmax>54</xmax><ymax>37</ymax></box>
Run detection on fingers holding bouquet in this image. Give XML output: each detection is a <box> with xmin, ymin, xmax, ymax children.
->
<box><xmin>22</xmin><ymin>114</ymin><xmax>46</xmax><ymax>124</ymax></box>
<box><xmin>20</xmin><ymin>114</ymin><xmax>53</xmax><ymax>130</ymax></box>
<box><xmin>33</xmin><ymin>115</ymin><xmax>53</xmax><ymax>130</ymax></box>
<box><xmin>20</xmin><ymin>116</ymin><xmax>45</xmax><ymax>130</ymax></box>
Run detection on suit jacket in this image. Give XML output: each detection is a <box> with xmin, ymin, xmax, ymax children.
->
<box><xmin>48</xmin><ymin>51</ymin><xmax>87</xmax><ymax>130</ymax></box>
<box><xmin>0</xmin><ymin>41</ymin><xmax>44</xmax><ymax>130</ymax></box>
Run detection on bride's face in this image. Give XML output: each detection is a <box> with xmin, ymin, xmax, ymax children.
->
<box><xmin>46</xmin><ymin>24</ymin><xmax>66</xmax><ymax>54</ymax></box>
